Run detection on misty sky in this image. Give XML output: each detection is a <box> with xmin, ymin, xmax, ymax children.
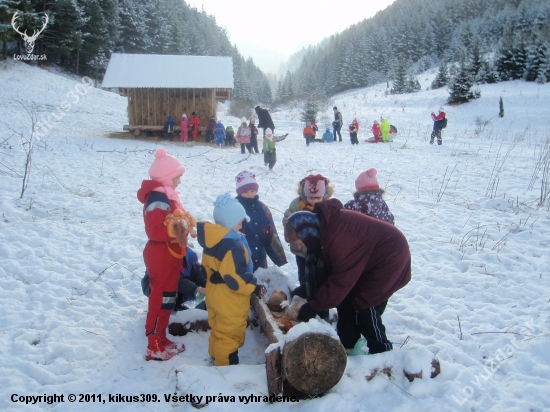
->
<box><xmin>187</xmin><ymin>0</ymin><xmax>396</xmax><ymax>73</ymax></box>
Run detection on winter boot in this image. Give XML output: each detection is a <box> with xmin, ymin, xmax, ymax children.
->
<box><xmin>145</xmin><ymin>334</ymin><xmax>176</xmax><ymax>361</ymax></box>
<box><xmin>161</xmin><ymin>338</ymin><xmax>185</xmax><ymax>353</ymax></box>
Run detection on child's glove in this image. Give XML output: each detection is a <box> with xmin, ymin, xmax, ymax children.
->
<box><xmin>172</xmin><ymin>220</ymin><xmax>188</xmax><ymax>247</ymax></box>
<box><xmin>164</xmin><ymin>209</ymin><xmax>197</xmax><ymax>242</ymax></box>
<box><xmin>254</xmin><ymin>284</ymin><xmax>267</xmax><ymax>299</ymax></box>
<box><xmin>297</xmin><ymin>303</ymin><xmax>317</xmax><ymax>322</ymax></box>
<box><xmin>174</xmin><ymin>209</ymin><xmax>197</xmax><ymax>238</ymax></box>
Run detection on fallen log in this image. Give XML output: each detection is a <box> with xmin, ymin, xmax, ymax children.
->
<box><xmin>251</xmin><ymin>294</ymin><xmax>347</xmax><ymax>399</ymax></box>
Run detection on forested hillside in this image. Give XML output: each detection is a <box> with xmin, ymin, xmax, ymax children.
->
<box><xmin>276</xmin><ymin>0</ymin><xmax>550</xmax><ymax>102</ymax></box>
<box><xmin>0</xmin><ymin>0</ymin><xmax>272</xmax><ymax>103</ymax></box>
<box><xmin>2</xmin><ymin>0</ymin><xmax>549</xmax><ymax>105</ymax></box>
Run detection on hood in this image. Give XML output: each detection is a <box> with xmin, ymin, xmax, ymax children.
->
<box><xmin>296</xmin><ymin>182</ymin><xmax>334</xmax><ymax>200</ymax></box>
<box><xmin>197</xmin><ymin>222</ymin><xmax>231</xmax><ymax>249</ymax></box>
<box><xmin>314</xmin><ymin>198</ymin><xmax>343</xmax><ymax>227</ymax></box>
<box><xmin>137</xmin><ymin>180</ymin><xmax>163</xmax><ymax>204</ymax></box>
<box><xmin>167</xmin><ymin>116</ymin><xmax>173</xmax><ymax>122</ymax></box>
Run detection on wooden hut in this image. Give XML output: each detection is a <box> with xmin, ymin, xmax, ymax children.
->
<box><xmin>101</xmin><ymin>53</ymin><xmax>234</xmax><ymax>136</ymax></box>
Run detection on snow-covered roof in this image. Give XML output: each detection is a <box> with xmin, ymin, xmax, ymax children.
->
<box><xmin>101</xmin><ymin>53</ymin><xmax>234</xmax><ymax>89</ymax></box>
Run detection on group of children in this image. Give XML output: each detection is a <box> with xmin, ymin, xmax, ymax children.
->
<box><xmin>301</xmin><ymin>116</ymin><xmax>396</xmax><ymax>145</ymax></box>
<box><xmin>164</xmin><ymin>113</ymin><xmax>201</xmax><ymax>144</ymax></box>
<box><xmin>138</xmin><ymin>147</ymin><xmax>395</xmax><ymax>364</ymax></box>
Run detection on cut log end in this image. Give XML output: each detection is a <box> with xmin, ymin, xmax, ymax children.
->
<box><xmin>282</xmin><ymin>333</ymin><xmax>347</xmax><ymax>395</ymax></box>
<box><xmin>266</xmin><ymin>289</ymin><xmax>288</xmax><ymax>312</ymax></box>
<box><xmin>168</xmin><ymin>319</ymin><xmax>209</xmax><ymax>336</ymax></box>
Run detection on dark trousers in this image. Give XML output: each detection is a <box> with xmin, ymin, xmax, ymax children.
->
<box><xmin>250</xmin><ymin>135</ymin><xmax>259</xmax><ymax>153</ymax></box>
<box><xmin>350</xmin><ymin>132</ymin><xmax>359</xmax><ymax>145</ymax></box>
<box><xmin>333</xmin><ymin>124</ymin><xmax>342</xmax><ymax>141</ymax></box>
<box><xmin>336</xmin><ymin>295</ymin><xmax>392</xmax><ymax>354</ymax></box>
<box><xmin>225</xmin><ymin>133</ymin><xmax>235</xmax><ymax>147</ymax></box>
<box><xmin>205</xmin><ymin>130</ymin><xmax>213</xmax><ymax>143</ymax></box>
<box><xmin>305</xmin><ymin>134</ymin><xmax>314</xmax><ymax>146</ymax></box>
<box><xmin>430</xmin><ymin>129</ymin><xmax>442</xmax><ymax>145</ymax></box>
<box><xmin>240</xmin><ymin>143</ymin><xmax>252</xmax><ymax>154</ymax></box>
<box><xmin>264</xmin><ymin>149</ymin><xmax>276</xmax><ymax>170</ymax></box>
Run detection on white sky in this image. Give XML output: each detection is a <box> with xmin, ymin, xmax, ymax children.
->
<box><xmin>187</xmin><ymin>0</ymin><xmax>397</xmax><ymax>73</ymax></box>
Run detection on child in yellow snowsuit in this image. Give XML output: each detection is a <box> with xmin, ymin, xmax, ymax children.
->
<box><xmin>197</xmin><ymin>193</ymin><xmax>265</xmax><ymax>366</ymax></box>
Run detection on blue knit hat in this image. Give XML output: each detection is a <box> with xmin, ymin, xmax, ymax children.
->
<box><xmin>288</xmin><ymin>211</ymin><xmax>321</xmax><ymax>252</ymax></box>
<box><xmin>213</xmin><ymin>193</ymin><xmax>250</xmax><ymax>229</ymax></box>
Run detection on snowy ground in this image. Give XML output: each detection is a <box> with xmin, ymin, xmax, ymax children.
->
<box><xmin>0</xmin><ymin>59</ymin><xmax>549</xmax><ymax>411</ymax></box>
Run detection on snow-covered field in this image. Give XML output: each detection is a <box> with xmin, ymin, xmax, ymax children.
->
<box><xmin>1</xmin><ymin>59</ymin><xmax>549</xmax><ymax>411</ymax></box>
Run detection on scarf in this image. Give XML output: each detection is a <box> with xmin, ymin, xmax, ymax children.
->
<box><xmin>288</xmin><ymin>212</ymin><xmax>324</xmax><ymax>300</ymax></box>
<box><xmin>152</xmin><ymin>184</ymin><xmax>184</xmax><ymax>211</ymax></box>
<box><xmin>223</xmin><ymin>230</ymin><xmax>254</xmax><ymax>275</ymax></box>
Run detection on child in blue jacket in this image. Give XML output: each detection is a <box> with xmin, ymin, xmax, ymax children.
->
<box><xmin>235</xmin><ymin>170</ymin><xmax>287</xmax><ymax>271</ymax></box>
<box><xmin>214</xmin><ymin>121</ymin><xmax>226</xmax><ymax>148</ymax></box>
<box><xmin>322</xmin><ymin>127</ymin><xmax>334</xmax><ymax>143</ymax></box>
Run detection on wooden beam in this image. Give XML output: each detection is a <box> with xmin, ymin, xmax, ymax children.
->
<box><xmin>147</xmin><ymin>88</ymin><xmax>150</xmax><ymax>126</ymax></box>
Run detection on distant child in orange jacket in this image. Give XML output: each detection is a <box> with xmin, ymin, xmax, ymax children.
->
<box><xmin>349</xmin><ymin>118</ymin><xmax>359</xmax><ymax>145</ymax></box>
<box><xmin>303</xmin><ymin>122</ymin><xmax>315</xmax><ymax>146</ymax></box>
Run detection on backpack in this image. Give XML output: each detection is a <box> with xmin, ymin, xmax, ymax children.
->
<box><xmin>441</xmin><ymin>117</ymin><xmax>448</xmax><ymax>129</ymax></box>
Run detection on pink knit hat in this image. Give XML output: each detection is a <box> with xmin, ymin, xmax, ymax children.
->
<box><xmin>302</xmin><ymin>174</ymin><xmax>328</xmax><ymax>197</ymax></box>
<box><xmin>355</xmin><ymin>168</ymin><xmax>379</xmax><ymax>191</ymax></box>
<box><xmin>235</xmin><ymin>170</ymin><xmax>259</xmax><ymax>195</ymax></box>
<box><xmin>148</xmin><ymin>147</ymin><xmax>185</xmax><ymax>186</ymax></box>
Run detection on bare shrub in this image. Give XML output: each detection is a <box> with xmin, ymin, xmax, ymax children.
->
<box><xmin>529</xmin><ymin>137</ymin><xmax>550</xmax><ymax>208</ymax></box>
<box><xmin>228</xmin><ymin>98</ymin><xmax>254</xmax><ymax>120</ymax></box>
<box><xmin>9</xmin><ymin>101</ymin><xmax>42</xmax><ymax>198</ymax></box>
<box><xmin>474</xmin><ymin>116</ymin><xmax>490</xmax><ymax>134</ymax></box>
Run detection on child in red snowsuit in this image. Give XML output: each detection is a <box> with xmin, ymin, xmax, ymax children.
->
<box><xmin>349</xmin><ymin>119</ymin><xmax>359</xmax><ymax>145</ymax></box>
<box><xmin>137</xmin><ymin>147</ymin><xmax>193</xmax><ymax>361</ymax></box>
<box><xmin>189</xmin><ymin>112</ymin><xmax>201</xmax><ymax>143</ymax></box>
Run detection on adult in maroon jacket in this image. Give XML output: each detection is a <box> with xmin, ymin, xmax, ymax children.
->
<box><xmin>284</xmin><ymin>199</ymin><xmax>411</xmax><ymax>354</ymax></box>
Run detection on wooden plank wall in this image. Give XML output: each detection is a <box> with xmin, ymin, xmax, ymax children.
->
<box><xmin>127</xmin><ymin>88</ymin><xmax>220</xmax><ymax>126</ymax></box>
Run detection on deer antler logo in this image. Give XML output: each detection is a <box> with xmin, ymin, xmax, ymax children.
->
<box><xmin>11</xmin><ymin>11</ymin><xmax>49</xmax><ymax>54</ymax></box>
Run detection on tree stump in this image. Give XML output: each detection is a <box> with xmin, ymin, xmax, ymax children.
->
<box><xmin>282</xmin><ymin>333</ymin><xmax>347</xmax><ymax>395</ymax></box>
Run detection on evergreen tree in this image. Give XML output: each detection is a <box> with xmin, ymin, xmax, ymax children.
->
<box><xmin>117</xmin><ymin>0</ymin><xmax>149</xmax><ymax>53</ymax></box>
<box><xmin>45</xmin><ymin>0</ymin><xmax>84</xmax><ymax>71</ymax></box>
<box><xmin>300</xmin><ymin>99</ymin><xmax>318</xmax><ymax>123</ymax></box>
<box><xmin>525</xmin><ymin>37</ymin><xmax>549</xmax><ymax>83</ymax></box>
<box><xmin>431</xmin><ymin>59</ymin><xmax>449</xmax><ymax>89</ymax></box>
<box><xmin>275</xmin><ymin>79</ymin><xmax>283</xmax><ymax>103</ymax></box>
<box><xmin>79</xmin><ymin>0</ymin><xmax>110</xmax><ymax>77</ymax></box>
<box><xmin>448</xmin><ymin>57</ymin><xmax>481</xmax><ymax>104</ymax></box>
<box><xmin>470</xmin><ymin>36</ymin><xmax>483</xmax><ymax>82</ymax></box>
<box><xmin>406</xmin><ymin>75</ymin><xmax>421</xmax><ymax>93</ymax></box>
<box><xmin>392</xmin><ymin>58</ymin><xmax>408</xmax><ymax>94</ymax></box>
<box><xmin>0</xmin><ymin>0</ymin><xmax>19</xmax><ymax>59</ymax></box>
